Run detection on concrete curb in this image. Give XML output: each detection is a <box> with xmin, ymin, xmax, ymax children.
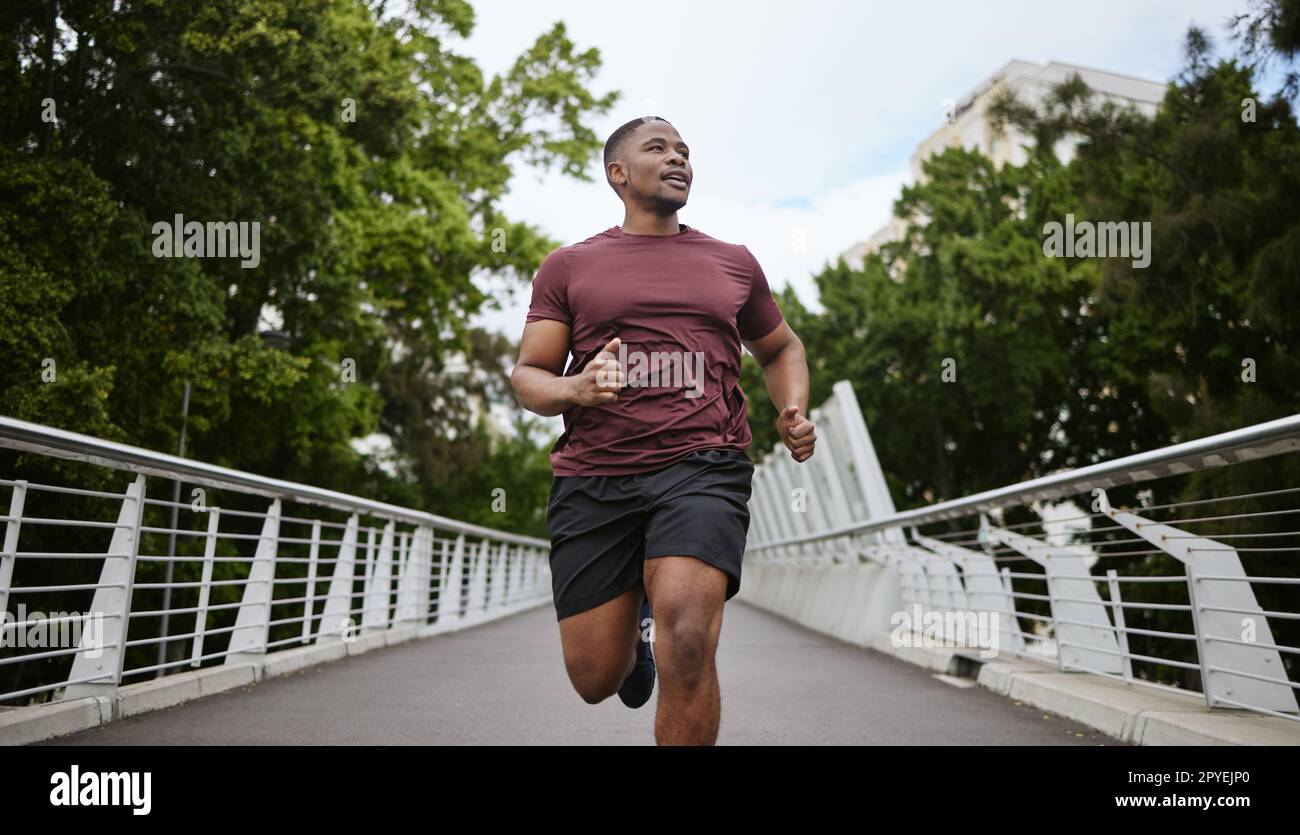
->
<box><xmin>261</xmin><ymin>641</ymin><xmax>348</xmax><ymax>678</ymax></box>
<box><xmin>1</xmin><ymin>600</ymin><xmax>550</xmax><ymax>746</ymax></box>
<box><xmin>0</xmin><ymin>697</ymin><xmax>110</xmax><ymax>747</ymax></box>
<box><xmin>867</xmin><ymin>631</ymin><xmax>1300</xmax><ymax>746</ymax></box>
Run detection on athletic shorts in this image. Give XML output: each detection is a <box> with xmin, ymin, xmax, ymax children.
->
<box><xmin>546</xmin><ymin>448</ymin><xmax>756</xmax><ymax>621</ymax></box>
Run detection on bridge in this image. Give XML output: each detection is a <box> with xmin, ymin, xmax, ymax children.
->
<box><xmin>2</xmin><ymin>382</ymin><xmax>1299</xmax><ymax>746</ymax></box>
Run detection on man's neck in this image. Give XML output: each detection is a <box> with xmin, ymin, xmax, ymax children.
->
<box><xmin>619</xmin><ymin>210</ymin><xmax>681</xmax><ymax>236</ymax></box>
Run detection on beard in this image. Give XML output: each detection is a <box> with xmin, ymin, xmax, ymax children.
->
<box><xmin>637</xmin><ymin>182</ymin><xmax>688</xmax><ymax>214</ymax></box>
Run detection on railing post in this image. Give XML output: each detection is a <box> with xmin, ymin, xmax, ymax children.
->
<box><xmin>1105</xmin><ymin>569</ymin><xmax>1133</xmax><ymax>684</ymax></box>
<box><xmin>417</xmin><ymin>531</ymin><xmax>441</xmax><ymax>624</ymax></box>
<box><xmin>507</xmin><ymin>544</ymin><xmax>524</xmax><ymax>608</ymax></box>
<box><xmin>482</xmin><ymin>540</ymin><xmax>495</xmax><ymax>616</ymax></box>
<box><xmin>981</xmin><ymin>516</ymin><xmax>1123</xmax><ymax>674</ymax></box>
<box><xmin>430</xmin><ymin>535</ymin><xmax>448</xmax><ymax>624</ymax></box>
<box><xmin>496</xmin><ymin>543</ymin><xmax>507</xmax><ymax>609</ymax></box>
<box><xmin>191</xmin><ymin>507</ymin><xmax>221</xmax><ymax>665</ymax></box>
<box><xmin>300</xmin><ymin>519</ymin><xmax>321</xmax><ymax>644</ymax></box>
<box><xmin>395</xmin><ymin>526</ymin><xmax>430</xmax><ymax>625</ymax></box>
<box><xmin>362</xmin><ymin>522</ymin><xmax>394</xmax><ymax>631</ymax></box>
<box><xmin>773</xmin><ymin>454</ymin><xmax>814</xmax><ymax>563</ymax></box>
<box><xmin>535</xmin><ymin>547</ymin><xmax>547</xmax><ymax>599</ymax></box>
<box><xmin>226</xmin><ymin>498</ymin><xmax>281</xmax><ymax>664</ymax></box>
<box><xmin>497</xmin><ymin>541</ymin><xmax>510</xmax><ymax>610</ymax></box>
<box><xmin>746</xmin><ymin>491</ymin><xmax>772</xmax><ymax>554</ymax></box>
<box><xmin>1096</xmin><ymin>489</ymin><xmax>1297</xmax><ymax>713</ymax></box>
<box><xmin>476</xmin><ymin>539</ymin><xmax>489</xmax><ymax>617</ymax></box>
<box><xmin>359</xmin><ymin>524</ymin><xmax>376</xmax><ymax>625</ymax></box>
<box><xmin>468</xmin><ymin>538</ymin><xmax>490</xmax><ymax>624</ymax></box>
<box><xmin>489</xmin><ymin>541</ymin><xmax>506</xmax><ymax>612</ymax></box>
<box><xmin>64</xmin><ymin>475</ymin><xmax>147</xmax><ymax>701</ymax></box>
<box><xmin>384</xmin><ymin>522</ymin><xmax>398</xmax><ymax>628</ymax></box>
<box><xmin>390</xmin><ymin>529</ymin><xmax>409</xmax><ymax>624</ymax></box>
<box><xmin>999</xmin><ymin>566</ymin><xmax>1023</xmax><ymax>653</ymax></box>
<box><xmin>831</xmin><ymin>380</ymin><xmax>902</xmax><ymax>545</ymax></box>
<box><xmin>521</xmin><ymin>547</ymin><xmax>536</xmax><ymax>602</ymax></box>
<box><xmin>913</xmin><ymin>530</ymin><xmax>1023</xmax><ymax>654</ymax></box>
<box><xmin>396</xmin><ymin>527</ymin><xmax>414</xmax><ymax>624</ymax></box>
<box><xmin>1184</xmin><ymin>565</ymin><xmax>1215</xmax><ymax>705</ymax></box>
<box><xmin>416</xmin><ymin>528</ymin><xmax>431</xmax><ymax>622</ymax></box>
<box><xmin>809</xmin><ymin>405</ymin><xmax>855</xmax><ymax>531</ymax></box>
<box><xmin>317</xmin><ymin>514</ymin><xmax>359</xmax><ymax>642</ymax></box>
<box><xmin>435</xmin><ymin>534</ymin><xmax>465</xmax><ymax>627</ymax></box>
<box><xmin>753</xmin><ymin>462</ymin><xmax>792</xmax><ymax>563</ymax></box>
<box><xmin>0</xmin><ymin>480</ymin><xmax>27</xmax><ymax>618</ymax></box>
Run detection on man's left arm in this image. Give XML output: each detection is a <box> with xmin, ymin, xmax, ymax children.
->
<box><xmin>743</xmin><ymin>322</ymin><xmax>816</xmax><ymax>463</ymax></box>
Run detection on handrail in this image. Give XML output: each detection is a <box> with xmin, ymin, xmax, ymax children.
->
<box><xmin>752</xmin><ymin>412</ymin><xmax>1300</xmax><ymax>550</ymax></box>
<box><xmin>0</xmin><ymin>415</ymin><xmax>547</xmax><ymax>547</ymax></box>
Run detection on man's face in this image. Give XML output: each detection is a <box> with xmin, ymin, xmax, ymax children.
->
<box><xmin>611</xmin><ymin>122</ymin><xmax>692</xmax><ymax>213</ymax></box>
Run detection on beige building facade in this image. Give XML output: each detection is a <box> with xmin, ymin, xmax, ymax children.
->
<box><xmin>841</xmin><ymin>59</ymin><xmax>1166</xmax><ymax>269</ymax></box>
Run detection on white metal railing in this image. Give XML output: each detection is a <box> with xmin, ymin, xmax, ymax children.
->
<box><xmin>745</xmin><ymin>380</ymin><xmax>1300</xmax><ymax>722</ymax></box>
<box><xmin>0</xmin><ymin>416</ymin><xmax>550</xmax><ymax>706</ymax></box>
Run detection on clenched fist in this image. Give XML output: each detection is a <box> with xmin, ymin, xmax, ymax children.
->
<box><xmin>777</xmin><ymin>404</ymin><xmax>816</xmax><ymax>462</ymax></box>
<box><xmin>566</xmin><ymin>336</ymin><xmax>625</xmax><ymax>407</ymax></box>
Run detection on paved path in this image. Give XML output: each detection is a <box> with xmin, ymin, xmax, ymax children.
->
<box><xmin>45</xmin><ymin>600</ymin><xmax>1123</xmax><ymax>745</ymax></box>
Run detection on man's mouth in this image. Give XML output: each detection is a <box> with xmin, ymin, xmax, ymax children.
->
<box><xmin>662</xmin><ymin>172</ymin><xmax>689</xmax><ymax>188</ymax></box>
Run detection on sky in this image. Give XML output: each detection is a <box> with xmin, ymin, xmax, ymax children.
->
<box><xmin>454</xmin><ymin>0</ymin><xmax>1257</xmax><ymax>342</ymax></box>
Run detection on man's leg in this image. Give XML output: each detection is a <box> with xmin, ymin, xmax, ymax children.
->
<box><xmin>643</xmin><ymin>555</ymin><xmax>729</xmax><ymax>745</ymax></box>
<box><xmin>556</xmin><ymin>583</ymin><xmax>644</xmax><ymax>704</ymax></box>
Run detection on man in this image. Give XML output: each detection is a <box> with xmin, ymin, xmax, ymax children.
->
<box><xmin>510</xmin><ymin>116</ymin><xmax>815</xmax><ymax>745</ymax></box>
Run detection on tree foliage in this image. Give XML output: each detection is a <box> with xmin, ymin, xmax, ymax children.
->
<box><xmin>0</xmin><ymin>0</ymin><xmax>616</xmax><ymax>532</ymax></box>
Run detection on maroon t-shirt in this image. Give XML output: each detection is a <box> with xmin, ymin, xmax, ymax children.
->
<box><xmin>524</xmin><ymin>223</ymin><xmax>785</xmax><ymax>476</ymax></box>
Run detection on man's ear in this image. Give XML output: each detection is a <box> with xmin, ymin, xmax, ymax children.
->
<box><xmin>607</xmin><ymin>160</ymin><xmax>626</xmax><ymax>189</ymax></box>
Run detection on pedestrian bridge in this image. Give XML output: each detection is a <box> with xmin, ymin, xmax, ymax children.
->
<box><xmin>2</xmin><ymin>382</ymin><xmax>1299</xmax><ymax>745</ymax></box>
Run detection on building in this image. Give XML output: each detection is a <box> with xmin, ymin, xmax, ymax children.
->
<box><xmin>841</xmin><ymin>59</ymin><xmax>1167</xmax><ymax>269</ymax></box>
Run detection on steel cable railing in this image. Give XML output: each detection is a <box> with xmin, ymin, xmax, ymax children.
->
<box><xmin>0</xmin><ymin>417</ymin><xmax>550</xmax><ymax>706</ymax></box>
<box><xmin>743</xmin><ymin>380</ymin><xmax>1300</xmax><ymax>722</ymax></box>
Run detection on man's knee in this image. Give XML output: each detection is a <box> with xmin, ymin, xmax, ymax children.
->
<box><xmin>563</xmin><ymin>638</ymin><xmax>636</xmax><ymax>704</ymax></box>
<box><xmin>652</xmin><ymin>601</ymin><xmax>720</xmax><ymax>683</ymax></box>
<box><xmin>566</xmin><ymin>658</ymin><xmax>626</xmax><ymax>704</ymax></box>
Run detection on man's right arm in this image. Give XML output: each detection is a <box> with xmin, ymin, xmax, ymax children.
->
<box><xmin>511</xmin><ymin>322</ymin><xmax>624</xmax><ymax>416</ymax></box>
<box><xmin>511</xmin><ymin>320</ymin><xmax>576</xmax><ymax>416</ymax></box>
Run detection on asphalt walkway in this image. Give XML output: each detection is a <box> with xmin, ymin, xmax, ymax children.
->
<box><xmin>45</xmin><ymin>600</ymin><xmax>1121</xmax><ymax>745</ymax></box>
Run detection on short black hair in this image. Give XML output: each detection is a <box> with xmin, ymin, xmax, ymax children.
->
<box><xmin>603</xmin><ymin>116</ymin><xmax>674</xmax><ymax>194</ymax></box>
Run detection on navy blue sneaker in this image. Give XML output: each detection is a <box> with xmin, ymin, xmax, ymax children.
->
<box><xmin>618</xmin><ymin>598</ymin><xmax>655</xmax><ymax>708</ymax></box>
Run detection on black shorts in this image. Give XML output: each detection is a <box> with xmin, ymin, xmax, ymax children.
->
<box><xmin>546</xmin><ymin>448</ymin><xmax>756</xmax><ymax>621</ymax></box>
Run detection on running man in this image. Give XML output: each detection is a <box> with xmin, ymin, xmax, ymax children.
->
<box><xmin>510</xmin><ymin>116</ymin><xmax>816</xmax><ymax>745</ymax></box>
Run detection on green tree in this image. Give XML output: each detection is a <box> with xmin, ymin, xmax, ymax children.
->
<box><xmin>986</xmin><ymin>23</ymin><xmax>1300</xmax><ymax>689</ymax></box>
<box><xmin>773</xmin><ymin>146</ymin><xmax>1165</xmax><ymax>510</ymax></box>
<box><xmin>0</xmin><ymin>0</ymin><xmax>615</xmax><ymax>515</ymax></box>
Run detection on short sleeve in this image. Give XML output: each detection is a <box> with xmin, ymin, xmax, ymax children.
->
<box><xmin>736</xmin><ymin>245</ymin><xmax>785</xmax><ymax>341</ymax></box>
<box><xmin>524</xmin><ymin>248</ymin><xmax>572</xmax><ymax>326</ymax></box>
